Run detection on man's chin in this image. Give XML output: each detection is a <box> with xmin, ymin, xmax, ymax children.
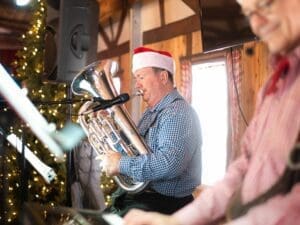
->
<box><xmin>268</xmin><ymin>42</ymin><xmax>292</xmax><ymax>55</ymax></box>
<box><xmin>142</xmin><ymin>97</ymin><xmax>148</xmax><ymax>104</ymax></box>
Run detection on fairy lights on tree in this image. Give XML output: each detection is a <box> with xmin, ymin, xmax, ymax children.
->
<box><xmin>0</xmin><ymin>0</ymin><xmax>116</xmax><ymax>224</ymax></box>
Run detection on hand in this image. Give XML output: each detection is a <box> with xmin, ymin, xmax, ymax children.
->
<box><xmin>100</xmin><ymin>150</ymin><xmax>121</xmax><ymax>176</ymax></box>
<box><xmin>123</xmin><ymin>209</ymin><xmax>181</xmax><ymax>225</ymax></box>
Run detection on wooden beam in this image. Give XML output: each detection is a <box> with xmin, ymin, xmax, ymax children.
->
<box><xmin>0</xmin><ymin>34</ymin><xmax>23</xmax><ymax>50</ymax></box>
<box><xmin>98</xmin><ymin>0</ymin><xmax>123</xmax><ymax>25</ymax></box>
<box><xmin>129</xmin><ymin>0</ymin><xmax>142</xmax><ymax>122</ymax></box>
<box><xmin>0</xmin><ymin>5</ymin><xmax>32</xmax><ymax>22</ymax></box>
<box><xmin>97</xmin><ymin>15</ymin><xmax>201</xmax><ymax>59</ymax></box>
<box><xmin>159</xmin><ymin>0</ymin><xmax>165</xmax><ymax>26</ymax></box>
<box><xmin>98</xmin><ymin>0</ymin><xmax>138</xmax><ymax>25</ymax></box>
<box><xmin>182</xmin><ymin>0</ymin><xmax>200</xmax><ymax>13</ymax></box>
<box><xmin>143</xmin><ymin>15</ymin><xmax>200</xmax><ymax>45</ymax></box>
<box><xmin>97</xmin><ymin>41</ymin><xmax>129</xmax><ymax>59</ymax></box>
<box><xmin>0</xmin><ymin>4</ymin><xmax>31</xmax><ymax>34</ymax></box>
<box><xmin>0</xmin><ymin>4</ymin><xmax>30</xmax><ymax>50</ymax></box>
<box><xmin>0</xmin><ymin>19</ymin><xmax>29</xmax><ymax>33</ymax></box>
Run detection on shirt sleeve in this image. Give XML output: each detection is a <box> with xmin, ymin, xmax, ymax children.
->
<box><xmin>119</xmin><ymin>108</ymin><xmax>199</xmax><ymax>182</ymax></box>
<box><xmin>224</xmin><ymin>184</ymin><xmax>300</xmax><ymax>225</ymax></box>
<box><xmin>172</xmin><ymin>153</ymin><xmax>249</xmax><ymax>225</ymax></box>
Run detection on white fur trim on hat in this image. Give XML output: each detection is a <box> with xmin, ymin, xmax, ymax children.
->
<box><xmin>132</xmin><ymin>51</ymin><xmax>175</xmax><ymax>74</ymax></box>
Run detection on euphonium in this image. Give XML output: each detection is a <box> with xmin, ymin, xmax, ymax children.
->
<box><xmin>71</xmin><ymin>60</ymin><xmax>150</xmax><ymax>193</ymax></box>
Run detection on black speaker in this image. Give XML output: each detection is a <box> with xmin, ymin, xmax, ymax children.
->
<box><xmin>44</xmin><ymin>0</ymin><xmax>99</xmax><ymax>83</ymax></box>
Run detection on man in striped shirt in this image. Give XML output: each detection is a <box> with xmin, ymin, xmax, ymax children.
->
<box><xmin>101</xmin><ymin>47</ymin><xmax>202</xmax><ymax>216</ymax></box>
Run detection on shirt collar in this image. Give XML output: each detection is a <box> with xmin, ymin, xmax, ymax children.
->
<box><xmin>270</xmin><ymin>46</ymin><xmax>300</xmax><ymax>69</ymax></box>
<box><xmin>148</xmin><ymin>88</ymin><xmax>183</xmax><ymax>113</ymax></box>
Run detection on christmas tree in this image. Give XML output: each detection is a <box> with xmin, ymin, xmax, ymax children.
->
<box><xmin>0</xmin><ymin>0</ymin><xmax>116</xmax><ymax>224</ymax></box>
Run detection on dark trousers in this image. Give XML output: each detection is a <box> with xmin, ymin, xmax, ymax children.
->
<box><xmin>104</xmin><ymin>188</ymin><xmax>194</xmax><ymax>217</ymax></box>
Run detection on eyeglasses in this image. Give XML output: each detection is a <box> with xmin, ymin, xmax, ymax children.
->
<box><xmin>242</xmin><ymin>0</ymin><xmax>276</xmax><ymax>20</ymax></box>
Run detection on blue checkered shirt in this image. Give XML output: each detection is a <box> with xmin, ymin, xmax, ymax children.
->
<box><xmin>119</xmin><ymin>89</ymin><xmax>202</xmax><ymax>197</ymax></box>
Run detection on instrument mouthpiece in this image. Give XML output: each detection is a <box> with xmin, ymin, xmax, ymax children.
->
<box><xmin>136</xmin><ymin>90</ymin><xmax>144</xmax><ymax>96</ymax></box>
<box><xmin>130</xmin><ymin>90</ymin><xmax>143</xmax><ymax>99</ymax></box>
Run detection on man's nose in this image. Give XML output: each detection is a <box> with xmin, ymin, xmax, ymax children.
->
<box><xmin>135</xmin><ymin>80</ymin><xmax>141</xmax><ymax>89</ymax></box>
<box><xmin>248</xmin><ymin>12</ymin><xmax>268</xmax><ymax>35</ymax></box>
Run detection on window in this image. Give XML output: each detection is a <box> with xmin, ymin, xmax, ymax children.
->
<box><xmin>191</xmin><ymin>58</ymin><xmax>228</xmax><ymax>186</ymax></box>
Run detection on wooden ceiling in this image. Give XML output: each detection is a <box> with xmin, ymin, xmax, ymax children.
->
<box><xmin>0</xmin><ymin>0</ymin><xmax>200</xmax><ymax>51</ymax></box>
<box><xmin>0</xmin><ymin>0</ymin><xmax>32</xmax><ymax>49</ymax></box>
<box><xmin>0</xmin><ymin>0</ymin><xmax>144</xmax><ymax>50</ymax></box>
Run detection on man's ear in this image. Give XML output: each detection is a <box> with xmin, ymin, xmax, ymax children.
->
<box><xmin>160</xmin><ymin>70</ymin><xmax>169</xmax><ymax>84</ymax></box>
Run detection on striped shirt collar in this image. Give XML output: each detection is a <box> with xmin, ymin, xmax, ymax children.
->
<box><xmin>148</xmin><ymin>88</ymin><xmax>183</xmax><ymax>113</ymax></box>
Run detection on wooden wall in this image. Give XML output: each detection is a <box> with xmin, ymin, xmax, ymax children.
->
<box><xmin>228</xmin><ymin>41</ymin><xmax>270</xmax><ymax>158</ymax></box>
<box><xmin>240</xmin><ymin>41</ymin><xmax>270</xmax><ymax>122</ymax></box>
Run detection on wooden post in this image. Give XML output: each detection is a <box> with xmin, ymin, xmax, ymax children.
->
<box><xmin>129</xmin><ymin>1</ymin><xmax>142</xmax><ymax>123</ymax></box>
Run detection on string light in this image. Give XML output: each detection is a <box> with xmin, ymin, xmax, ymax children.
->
<box><xmin>2</xmin><ymin>0</ymin><xmax>117</xmax><ymax>223</ymax></box>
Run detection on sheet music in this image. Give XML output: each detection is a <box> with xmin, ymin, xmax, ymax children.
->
<box><xmin>6</xmin><ymin>133</ymin><xmax>57</xmax><ymax>183</ymax></box>
<box><xmin>102</xmin><ymin>213</ymin><xmax>124</xmax><ymax>225</ymax></box>
<box><xmin>0</xmin><ymin>63</ymin><xmax>85</xmax><ymax>160</ymax></box>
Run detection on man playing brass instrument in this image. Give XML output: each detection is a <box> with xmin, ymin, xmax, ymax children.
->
<box><xmin>101</xmin><ymin>47</ymin><xmax>202</xmax><ymax>216</ymax></box>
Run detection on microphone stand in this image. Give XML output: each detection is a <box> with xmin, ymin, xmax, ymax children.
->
<box><xmin>0</xmin><ymin>98</ymin><xmax>89</xmax><ymax>106</ymax></box>
<box><xmin>0</xmin><ymin>106</ymin><xmax>29</xmax><ymax>221</ymax></box>
<box><xmin>66</xmin><ymin>84</ymin><xmax>73</xmax><ymax>207</ymax></box>
<box><xmin>0</xmin><ymin>127</ymin><xmax>7</xmax><ymax>225</ymax></box>
<box><xmin>20</xmin><ymin>130</ymin><xmax>28</xmax><ymax>204</ymax></box>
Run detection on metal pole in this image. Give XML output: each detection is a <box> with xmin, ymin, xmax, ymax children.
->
<box><xmin>0</xmin><ymin>127</ymin><xmax>7</xmax><ymax>225</ymax></box>
<box><xmin>65</xmin><ymin>84</ymin><xmax>73</xmax><ymax>206</ymax></box>
<box><xmin>20</xmin><ymin>130</ymin><xmax>28</xmax><ymax>203</ymax></box>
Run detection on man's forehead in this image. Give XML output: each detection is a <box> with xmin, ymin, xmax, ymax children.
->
<box><xmin>236</xmin><ymin>0</ymin><xmax>259</xmax><ymax>10</ymax></box>
<box><xmin>133</xmin><ymin>67</ymin><xmax>153</xmax><ymax>77</ymax></box>
<box><xmin>236</xmin><ymin>0</ymin><xmax>255</xmax><ymax>6</ymax></box>
<box><xmin>236</xmin><ymin>0</ymin><xmax>244</xmax><ymax>6</ymax></box>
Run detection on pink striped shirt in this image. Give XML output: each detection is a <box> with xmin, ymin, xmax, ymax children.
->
<box><xmin>173</xmin><ymin>47</ymin><xmax>300</xmax><ymax>225</ymax></box>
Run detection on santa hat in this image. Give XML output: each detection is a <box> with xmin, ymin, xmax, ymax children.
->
<box><xmin>132</xmin><ymin>47</ymin><xmax>175</xmax><ymax>74</ymax></box>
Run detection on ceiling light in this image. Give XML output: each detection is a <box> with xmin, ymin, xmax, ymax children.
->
<box><xmin>15</xmin><ymin>0</ymin><xmax>31</xmax><ymax>7</ymax></box>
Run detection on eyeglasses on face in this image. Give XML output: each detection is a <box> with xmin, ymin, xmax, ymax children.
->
<box><xmin>242</xmin><ymin>0</ymin><xmax>276</xmax><ymax>20</ymax></box>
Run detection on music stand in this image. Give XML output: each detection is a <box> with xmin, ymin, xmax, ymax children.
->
<box><xmin>20</xmin><ymin>202</ymin><xmax>110</xmax><ymax>225</ymax></box>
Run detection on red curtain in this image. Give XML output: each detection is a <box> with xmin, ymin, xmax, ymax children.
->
<box><xmin>226</xmin><ymin>48</ymin><xmax>246</xmax><ymax>162</ymax></box>
<box><xmin>179</xmin><ymin>59</ymin><xmax>192</xmax><ymax>104</ymax></box>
